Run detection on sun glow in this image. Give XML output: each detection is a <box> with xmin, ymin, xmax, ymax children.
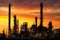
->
<box><xmin>0</xmin><ymin>5</ymin><xmax>60</xmax><ymax>34</ymax></box>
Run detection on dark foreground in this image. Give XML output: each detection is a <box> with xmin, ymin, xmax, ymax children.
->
<box><xmin>0</xmin><ymin>37</ymin><xmax>60</xmax><ymax>40</ymax></box>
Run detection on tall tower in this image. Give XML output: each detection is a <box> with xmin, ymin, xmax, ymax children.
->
<box><xmin>8</xmin><ymin>3</ymin><xmax>11</xmax><ymax>36</ymax></box>
<box><xmin>48</xmin><ymin>21</ymin><xmax>53</xmax><ymax>31</ymax></box>
<box><xmin>38</xmin><ymin>3</ymin><xmax>43</xmax><ymax>33</ymax></box>
<box><xmin>48</xmin><ymin>21</ymin><xmax>53</xmax><ymax>38</ymax></box>
<box><xmin>35</xmin><ymin>17</ymin><xmax>37</xmax><ymax>27</ymax></box>
<box><xmin>40</xmin><ymin>3</ymin><xmax>43</xmax><ymax>27</ymax></box>
<box><xmin>13</xmin><ymin>15</ymin><xmax>18</xmax><ymax>36</ymax></box>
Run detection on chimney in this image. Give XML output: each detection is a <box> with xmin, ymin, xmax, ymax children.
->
<box><xmin>35</xmin><ymin>17</ymin><xmax>37</xmax><ymax>27</ymax></box>
<box><xmin>40</xmin><ymin>3</ymin><xmax>43</xmax><ymax>27</ymax></box>
<box><xmin>8</xmin><ymin>3</ymin><xmax>11</xmax><ymax>35</ymax></box>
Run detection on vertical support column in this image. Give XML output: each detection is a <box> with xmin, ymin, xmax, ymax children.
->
<box><xmin>35</xmin><ymin>17</ymin><xmax>37</xmax><ymax>27</ymax></box>
<box><xmin>40</xmin><ymin>3</ymin><xmax>43</xmax><ymax>27</ymax></box>
<box><xmin>8</xmin><ymin>3</ymin><xmax>11</xmax><ymax>36</ymax></box>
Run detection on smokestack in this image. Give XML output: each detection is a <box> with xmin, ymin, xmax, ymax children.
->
<box><xmin>13</xmin><ymin>15</ymin><xmax>17</xmax><ymax>35</ymax></box>
<box><xmin>40</xmin><ymin>3</ymin><xmax>43</xmax><ymax>27</ymax></box>
<box><xmin>35</xmin><ymin>17</ymin><xmax>37</xmax><ymax>27</ymax></box>
<box><xmin>8</xmin><ymin>3</ymin><xmax>11</xmax><ymax>35</ymax></box>
<box><xmin>14</xmin><ymin>15</ymin><xmax>16</xmax><ymax>27</ymax></box>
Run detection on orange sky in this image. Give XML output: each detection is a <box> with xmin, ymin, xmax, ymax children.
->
<box><xmin>0</xmin><ymin>0</ymin><xmax>60</xmax><ymax>34</ymax></box>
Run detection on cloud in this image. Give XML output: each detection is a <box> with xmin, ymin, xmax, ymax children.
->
<box><xmin>11</xmin><ymin>0</ymin><xmax>60</xmax><ymax>9</ymax></box>
<box><xmin>0</xmin><ymin>0</ymin><xmax>60</xmax><ymax>21</ymax></box>
<box><xmin>0</xmin><ymin>0</ymin><xmax>60</xmax><ymax>9</ymax></box>
<box><xmin>44</xmin><ymin>13</ymin><xmax>60</xmax><ymax>21</ymax></box>
<box><xmin>0</xmin><ymin>0</ymin><xmax>9</xmax><ymax>7</ymax></box>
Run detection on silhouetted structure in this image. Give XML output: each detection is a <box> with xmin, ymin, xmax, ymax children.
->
<box><xmin>40</xmin><ymin>3</ymin><xmax>43</xmax><ymax>27</ymax></box>
<box><xmin>35</xmin><ymin>17</ymin><xmax>37</xmax><ymax>27</ymax></box>
<box><xmin>0</xmin><ymin>2</ymin><xmax>60</xmax><ymax>40</ymax></box>
<box><xmin>30</xmin><ymin>24</ymin><xmax>37</xmax><ymax>37</ymax></box>
<box><xmin>8</xmin><ymin>3</ymin><xmax>11</xmax><ymax>36</ymax></box>
<box><xmin>2</xmin><ymin>30</ymin><xmax>6</xmax><ymax>38</ymax></box>
<box><xmin>35</xmin><ymin>17</ymin><xmax>38</xmax><ymax>27</ymax></box>
<box><xmin>20</xmin><ymin>22</ymin><xmax>29</xmax><ymax>37</ymax></box>
<box><xmin>13</xmin><ymin>15</ymin><xmax>18</xmax><ymax>36</ymax></box>
<box><xmin>47</xmin><ymin>21</ymin><xmax>53</xmax><ymax>38</ymax></box>
<box><xmin>48</xmin><ymin>21</ymin><xmax>53</xmax><ymax>31</ymax></box>
<box><xmin>53</xmin><ymin>29</ymin><xmax>60</xmax><ymax>39</ymax></box>
<box><xmin>38</xmin><ymin>3</ymin><xmax>44</xmax><ymax>33</ymax></box>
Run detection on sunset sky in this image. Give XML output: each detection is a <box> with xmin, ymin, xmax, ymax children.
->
<box><xmin>0</xmin><ymin>0</ymin><xmax>60</xmax><ymax>34</ymax></box>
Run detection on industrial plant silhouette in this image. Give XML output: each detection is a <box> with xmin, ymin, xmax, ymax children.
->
<box><xmin>0</xmin><ymin>3</ymin><xmax>60</xmax><ymax>40</ymax></box>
